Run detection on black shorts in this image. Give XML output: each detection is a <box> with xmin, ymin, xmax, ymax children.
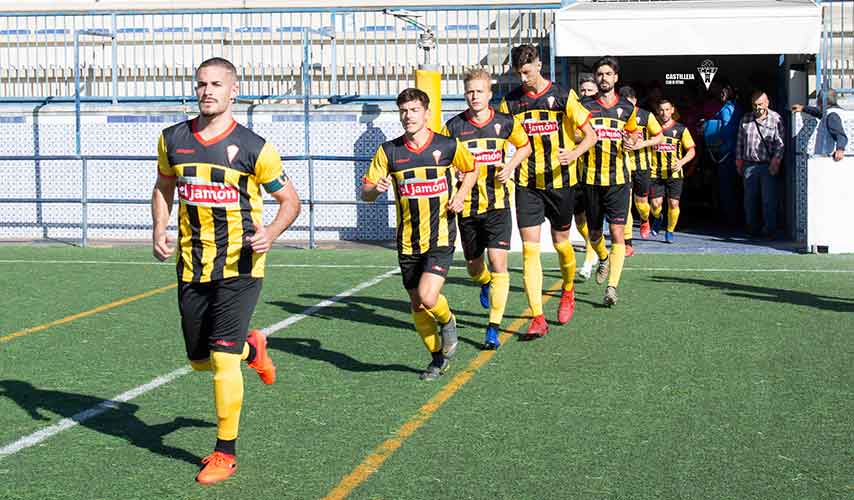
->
<box><xmin>515</xmin><ymin>184</ymin><xmax>576</xmax><ymax>231</ymax></box>
<box><xmin>458</xmin><ymin>209</ymin><xmax>512</xmax><ymax>261</ymax></box>
<box><xmin>573</xmin><ymin>186</ymin><xmax>587</xmax><ymax>215</ymax></box>
<box><xmin>650</xmin><ymin>177</ymin><xmax>684</xmax><ymax>200</ymax></box>
<box><xmin>632</xmin><ymin>169</ymin><xmax>651</xmax><ymax>197</ymax></box>
<box><xmin>178</xmin><ymin>277</ymin><xmax>262</xmax><ymax>360</ymax></box>
<box><xmin>398</xmin><ymin>246</ymin><xmax>454</xmax><ymax>290</ymax></box>
<box><xmin>583</xmin><ymin>183</ymin><xmax>631</xmax><ymax>232</ymax></box>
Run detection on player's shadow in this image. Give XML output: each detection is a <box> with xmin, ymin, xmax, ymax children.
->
<box><xmin>0</xmin><ymin>380</ymin><xmax>213</xmax><ymax>465</ymax></box>
<box><xmin>266</xmin><ymin>337</ymin><xmax>420</xmax><ymax>374</ymax></box>
<box><xmin>650</xmin><ymin>276</ymin><xmax>854</xmax><ymax>313</ymax></box>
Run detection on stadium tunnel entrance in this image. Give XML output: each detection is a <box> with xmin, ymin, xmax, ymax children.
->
<box><xmin>554</xmin><ymin>0</ymin><xmax>822</xmax><ymax>242</ymax></box>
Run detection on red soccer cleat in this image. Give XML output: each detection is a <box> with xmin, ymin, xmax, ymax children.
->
<box><xmin>247</xmin><ymin>329</ymin><xmax>277</xmax><ymax>385</ymax></box>
<box><xmin>524</xmin><ymin>314</ymin><xmax>549</xmax><ymax>338</ymax></box>
<box><xmin>196</xmin><ymin>451</ymin><xmax>237</xmax><ymax>484</ymax></box>
<box><xmin>639</xmin><ymin>221</ymin><xmax>651</xmax><ymax>240</ymax></box>
<box><xmin>557</xmin><ymin>287</ymin><xmax>575</xmax><ymax>325</ymax></box>
<box><xmin>625</xmin><ymin>244</ymin><xmax>635</xmax><ymax>257</ymax></box>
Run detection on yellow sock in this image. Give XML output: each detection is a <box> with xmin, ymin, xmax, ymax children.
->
<box><xmin>190</xmin><ymin>358</ymin><xmax>212</xmax><ymax>371</ymax></box>
<box><xmin>592</xmin><ymin>236</ymin><xmax>609</xmax><ymax>261</ymax></box>
<box><xmin>522</xmin><ymin>242</ymin><xmax>543</xmax><ymax>316</ymax></box>
<box><xmin>426</xmin><ymin>294</ymin><xmax>452</xmax><ymax>325</ymax></box>
<box><xmin>576</xmin><ymin>217</ymin><xmax>590</xmax><ymax>244</ymax></box>
<box><xmin>488</xmin><ymin>272</ymin><xmax>510</xmax><ymax>326</ymax></box>
<box><xmin>636</xmin><ymin>199</ymin><xmax>650</xmax><ymax>222</ymax></box>
<box><xmin>667</xmin><ymin>206</ymin><xmax>681</xmax><ymax>232</ymax></box>
<box><xmin>625</xmin><ymin>209</ymin><xmax>634</xmax><ymax>241</ymax></box>
<box><xmin>211</xmin><ymin>351</ymin><xmax>244</xmax><ymax>441</ymax></box>
<box><xmin>553</xmin><ymin>240</ymin><xmax>576</xmax><ymax>291</ymax></box>
<box><xmin>651</xmin><ymin>204</ymin><xmax>662</xmax><ymax>219</ymax></box>
<box><xmin>412</xmin><ymin>309</ymin><xmax>440</xmax><ymax>352</ymax></box>
<box><xmin>240</xmin><ymin>342</ymin><xmax>250</xmax><ymax>361</ymax></box>
<box><xmin>469</xmin><ymin>261</ymin><xmax>492</xmax><ymax>285</ymax></box>
<box><xmin>607</xmin><ymin>243</ymin><xmax>626</xmax><ymax>288</ymax></box>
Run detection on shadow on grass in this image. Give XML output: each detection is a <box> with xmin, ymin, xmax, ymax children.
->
<box><xmin>650</xmin><ymin>276</ymin><xmax>854</xmax><ymax>313</ymax></box>
<box><xmin>266</xmin><ymin>337</ymin><xmax>420</xmax><ymax>374</ymax></box>
<box><xmin>0</xmin><ymin>379</ymin><xmax>213</xmax><ymax>465</ymax></box>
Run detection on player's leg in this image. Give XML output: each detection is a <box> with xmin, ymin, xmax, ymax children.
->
<box><xmin>585</xmin><ymin>185</ymin><xmax>611</xmax><ymax>285</ymax></box>
<box><xmin>665</xmin><ymin>179</ymin><xmax>684</xmax><ymax>243</ymax></box>
<box><xmin>402</xmin><ymin>254</ymin><xmax>443</xmax><ymax>378</ymax></box>
<box><xmin>634</xmin><ymin>170</ymin><xmax>652</xmax><ymax>239</ymax></box>
<box><xmin>516</xmin><ymin>186</ymin><xmax>548</xmax><ymax>337</ymax></box>
<box><xmin>649</xmin><ymin>180</ymin><xmax>665</xmax><ymax>236</ymax></box>
<box><xmin>413</xmin><ymin>249</ymin><xmax>455</xmax><ymax>379</ymax></box>
<box><xmin>482</xmin><ymin>209</ymin><xmax>512</xmax><ymax>349</ymax></box>
<box><xmin>624</xmin><ymin>187</ymin><xmax>635</xmax><ymax>257</ymax></box>
<box><xmin>460</xmin><ymin>214</ymin><xmax>491</xmax><ymax>309</ymax></box>
<box><xmin>547</xmin><ymin>186</ymin><xmax>578</xmax><ymax>325</ymax></box>
<box><xmin>179</xmin><ymin>282</ymin><xmax>213</xmax><ymax>372</ymax></box>
<box><xmin>197</xmin><ymin>277</ymin><xmax>263</xmax><ymax>484</ymax></box>
<box><xmin>603</xmin><ymin>184</ymin><xmax>630</xmax><ymax>307</ymax></box>
<box><xmin>574</xmin><ymin>189</ymin><xmax>597</xmax><ymax>279</ymax></box>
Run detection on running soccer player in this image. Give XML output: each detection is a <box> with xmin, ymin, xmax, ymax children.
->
<box><xmin>650</xmin><ymin>97</ymin><xmax>696</xmax><ymax>243</ymax></box>
<box><xmin>579</xmin><ymin>56</ymin><xmax>638</xmax><ymax>307</ymax></box>
<box><xmin>575</xmin><ymin>74</ymin><xmax>599</xmax><ymax>280</ymax></box>
<box><xmin>620</xmin><ymin>86</ymin><xmax>664</xmax><ymax>255</ymax></box>
<box><xmin>441</xmin><ymin>69</ymin><xmax>532</xmax><ymax>350</ymax></box>
<box><xmin>499</xmin><ymin>44</ymin><xmax>597</xmax><ymax>338</ymax></box>
<box><xmin>363</xmin><ymin>88</ymin><xmax>478</xmax><ymax>380</ymax></box>
<box><xmin>151</xmin><ymin>57</ymin><xmax>301</xmax><ymax>484</ymax></box>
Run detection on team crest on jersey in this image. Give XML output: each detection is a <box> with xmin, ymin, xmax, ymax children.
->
<box><xmin>493</xmin><ymin>123</ymin><xmax>502</xmax><ymax>136</ymax></box>
<box><xmin>226</xmin><ymin>144</ymin><xmax>240</xmax><ymax>164</ymax></box>
<box><xmin>432</xmin><ymin>150</ymin><xmax>442</xmax><ymax>165</ymax></box>
<box><xmin>616</xmin><ymin>107</ymin><xmax>624</xmax><ymax>119</ymax></box>
<box><xmin>672</xmin><ymin>129</ymin><xmax>679</xmax><ymax>137</ymax></box>
<box><xmin>547</xmin><ymin>96</ymin><xmax>556</xmax><ymax>109</ymax></box>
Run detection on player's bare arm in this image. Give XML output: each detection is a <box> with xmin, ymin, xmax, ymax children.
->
<box><xmin>497</xmin><ymin>141</ymin><xmax>532</xmax><ymax>183</ymax></box>
<box><xmin>449</xmin><ymin>169</ymin><xmax>478</xmax><ymax>213</ymax></box>
<box><xmin>151</xmin><ymin>174</ymin><xmax>177</xmax><ymax>261</ymax></box>
<box><xmin>249</xmin><ymin>180</ymin><xmax>301</xmax><ymax>254</ymax></box>
<box><xmin>559</xmin><ymin>121</ymin><xmax>596</xmax><ymax>165</ymax></box>
<box><xmin>362</xmin><ymin>175</ymin><xmax>391</xmax><ymax>202</ymax></box>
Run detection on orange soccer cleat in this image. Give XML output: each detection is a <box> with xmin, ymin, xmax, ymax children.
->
<box><xmin>557</xmin><ymin>288</ymin><xmax>575</xmax><ymax>325</ymax></box>
<box><xmin>247</xmin><ymin>329</ymin><xmax>277</xmax><ymax>385</ymax></box>
<box><xmin>639</xmin><ymin>221</ymin><xmax>651</xmax><ymax>240</ymax></box>
<box><xmin>196</xmin><ymin>451</ymin><xmax>237</xmax><ymax>484</ymax></box>
<box><xmin>524</xmin><ymin>314</ymin><xmax>549</xmax><ymax>338</ymax></box>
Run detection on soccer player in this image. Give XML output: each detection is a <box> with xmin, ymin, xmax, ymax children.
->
<box><xmin>579</xmin><ymin>56</ymin><xmax>639</xmax><ymax>307</ymax></box>
<box><xmin>363</xmin><ymin>88</ymin><xmax>478</xmax><ymax>379</ymax></box>
<box><xmin>620</xmin><ymin>86</ymin><xmax>664</xmax><ymax>255</ymax></box>
<box><xmin>575</xmin><ymin>74</ymin><xmax>599</xmax><ymax>280</ymax></box>
<box><xmin>578</xmin><ymin>75</ymin><xmax>598</xmax><ymax>98</ymax></box>
<box><xmin>650</xmin><ymin>97</ymin><xmax>696</xmax><ymax>243</ymax></box>
<box><xmin>150</xmin><ymin>57</ymin><xmax>301</xmax><ymax>484</ymax></box>
<box><xmin>441</xmin><ymin>69</ymin><xmax>532</xmax><ymax>350</ymax></box>
<box><xmin>499</xmin><ymin>44</ymin><xmax>597</xmax><ymax>337</ymax></box>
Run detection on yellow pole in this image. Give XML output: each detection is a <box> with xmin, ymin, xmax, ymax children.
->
<box><xmin>415</xmin><ymin>66</ymin><xmax>442</xmax><ymax>132</ymax></box>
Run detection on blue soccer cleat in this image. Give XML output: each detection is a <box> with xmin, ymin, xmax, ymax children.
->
<box><xmin>651</xmin><ymin>214</ymin><xmax>663</xmax><ymax>236</ymax></box>
<box><xmin>479</xmin><ymin>282</ymin><xmax>490</xmax><ymax>309</ymax></box>
<box><xmin>482</xmin><ymin>325</ymin><xmax>501</xmax><ymax>350</ymax></box>
<box><xmin>665</xmin><ymin>231</ymin><xmax>675</xmax><ymax>244</ymax></box>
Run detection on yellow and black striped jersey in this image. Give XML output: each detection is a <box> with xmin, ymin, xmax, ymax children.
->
<box><xmin>579</xmin><ymin>94</ymin><xmax>638</xmax><ymax>186</ymax></box>
<box><xmin>440</xmin><ymin>107</ymin><xmax>529</xmax><ymax>218</ymax></box>
<box><xmin>624</xmin><ymin>107</ymin><xmax>663</xmax><ymax>172</ymax></box>
<box><xmin>364</xmin><ymin>131</ymin><xmax>476</xmax><ymax>255</ymax></box>
<box><xmin>157</xmin><ymin>118</ymin><xmax>288</xmax><ymax>283</ymax></box>
<box><xmin>499</xmin><ymin>82</ymin><xmax>591</xmax><ymax>190</ymax></box>
<box><xmin>652</xmin><ymin>121</ymin><xmax>695</xmax><ymax>179</ymax></box>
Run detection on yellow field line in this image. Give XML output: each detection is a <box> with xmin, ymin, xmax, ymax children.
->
<box><xmin>0</xmin><ymin>283</ymin><xmax>177</xmax><ymax>344</ymax></box>
<box><xmin>322</xmin><ymin>279</ymin><xmax>564</xmax><ymax>500</ymax></box>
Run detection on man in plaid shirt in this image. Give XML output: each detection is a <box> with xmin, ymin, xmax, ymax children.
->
<box><xmin>736</xmin><ymin>90</ymin><xmax>785</xmax><ymax>239</ymax></box>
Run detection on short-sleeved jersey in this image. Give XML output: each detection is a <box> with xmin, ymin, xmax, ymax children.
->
<box><xmin>624</xmin><ymin>107</ymin><xmax>663</xmax><ymax>172</ymax></box>
<box><xmin>652</xmin><ymin>121</ymin><xmax>695</xmax><ymax>179</ymax></box>
<box><xmin>364</xmin><ymin>131</ymin><xmax>476</xmax><ymax>255</ymax></box>
<box><xmin>499</xmin><ymin>82</ymin><xmax>591</xmax><ymax>190</ymax></box>
<box><xmin>441</xmin><ymin>107</ymin><xmax>529</xmax><ymax>218</ymax></box>
<box><xmin>157</xmin><ymin>119</ymin><xmax>287</xmax><ymax>283</ymax></box>
<box><xmin>579</xmin><ymin>94</ymin><xmax>638</xmax><ymax>186</ymax></box>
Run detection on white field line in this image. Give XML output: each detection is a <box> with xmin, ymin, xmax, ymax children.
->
<box><xmin>1</xmin><ymin>259</ymin><xmax>853</xmax><ymax>273</ymax></box>
<box><xmin>0</xmin><ymin>268</ymin><xmax>400</xmax><ymax>460</ymax></box>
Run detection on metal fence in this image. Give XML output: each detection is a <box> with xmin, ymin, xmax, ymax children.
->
<box><xmin>0</xmin><ymin>5</ymin><xmax>559</xmax><ymax>101</ymax></box>
<box><xmin>817</xmin><ymin>0</ymin><xmax>854</xmax><ymax>96</ymax></box>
